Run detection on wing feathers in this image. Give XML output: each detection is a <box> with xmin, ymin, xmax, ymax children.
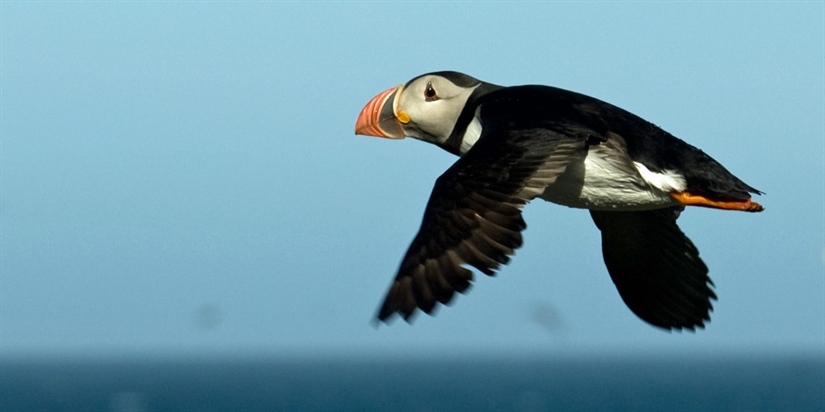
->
<box><xmin>590</xmin><ymin>208</ymin><xmax>715</xmax><ymax>330</ymax></box>
<box><xmin>375</xmin><ymin>129</ymin><xmax>587</xmax><ymax>323</ymax></box>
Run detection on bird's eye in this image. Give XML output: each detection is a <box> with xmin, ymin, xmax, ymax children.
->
<box><xmin>424</xmin><ymin>82</ymin><xmax>439</xmax><ymax>101</ymax></box>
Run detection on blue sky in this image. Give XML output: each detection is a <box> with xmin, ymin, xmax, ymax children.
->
<box><xmin>1</xmin><ymin>2</ymin><xmax>823</xmax><ymax>359</ymax></box>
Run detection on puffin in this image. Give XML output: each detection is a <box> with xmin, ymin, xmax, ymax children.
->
<box><xmin>354</xmin><ymin>71</ymin><xmax>763</xmax><ymax>330</ymax></box>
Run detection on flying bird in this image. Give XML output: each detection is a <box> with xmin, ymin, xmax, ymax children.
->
<box><xmin>354</xmin><ymin>71</ymin><xmax>763</xmax><ymax>330</ymax></box>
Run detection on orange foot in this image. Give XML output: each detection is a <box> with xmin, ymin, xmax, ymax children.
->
<box><xmin>671</xmin><ymin>192</ymin><xmax>764</xmax><ymax>212</ymax></box>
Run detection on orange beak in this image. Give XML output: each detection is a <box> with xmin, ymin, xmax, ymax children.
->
<box><xmin>354</xmin><ymin>86</ymin><xmax>406</xmax><ymax>139</ymax></box>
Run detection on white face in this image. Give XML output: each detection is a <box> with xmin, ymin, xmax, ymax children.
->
<box><xmin>395</xmin><ymin>75</ymin><xmax>479</xmax><ymax>145</ymax></box>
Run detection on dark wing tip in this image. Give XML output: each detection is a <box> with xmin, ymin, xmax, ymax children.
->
<box><xmin>374</xmin><ymin>194</ymin><xmax>527</xmax><ymax>325</ymax></box>
<box><xmin>638</xmin><ymin>295</ymin><xmax>716</xmax><ymax>331</ymax></box>
<box><xmin>374</xmin><ymin>260</ymin><xmax>477</xmax><ymax>324</ymax></box>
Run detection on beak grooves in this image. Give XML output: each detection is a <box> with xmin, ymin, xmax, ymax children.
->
<box><xmin>355</xmin><ymin>86</ymin><xmax>406</xmax><ymax>139</ymax></box>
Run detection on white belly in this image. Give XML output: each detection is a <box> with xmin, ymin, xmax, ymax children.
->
<box><xmin>539</xmin><ymin>145</ymin><xmax>685</xmax><ymax>211</ymax></box>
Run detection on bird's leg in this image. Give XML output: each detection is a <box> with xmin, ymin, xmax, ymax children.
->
<box><xmin>670</xmin><ymin>192</ymin><xmax>764</xmax><ymax>212</ymax></box>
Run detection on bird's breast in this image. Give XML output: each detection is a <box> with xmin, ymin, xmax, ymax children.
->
<box><xmin>539</xmin><ymin>144</ymin><xmax>684</xmax><ymax>211</ymax></box>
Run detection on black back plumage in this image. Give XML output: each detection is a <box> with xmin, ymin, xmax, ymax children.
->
<box><xmin>486</xmin><ymin>85</ymin><xmax>763</xmax><ymax>200</ymax></box>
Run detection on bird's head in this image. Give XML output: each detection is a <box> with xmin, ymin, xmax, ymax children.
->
<box><xmin>355</xmin><ymin>71</ymin><xmax>499</xmax><ymax>149</ymax></box>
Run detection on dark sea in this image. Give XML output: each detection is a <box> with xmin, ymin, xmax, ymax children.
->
<box><xmin>1</xmin><ymin>355</ymin><xmax>823</xmax><ymax>411</ymax></box>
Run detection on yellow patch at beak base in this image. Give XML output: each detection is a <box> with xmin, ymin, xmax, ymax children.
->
<box><xmin>397</xmin><ymin>111</ymin><xmax>411</xmax><ymax>124</ymax></box>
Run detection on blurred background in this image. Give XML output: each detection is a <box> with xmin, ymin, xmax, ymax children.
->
<box><xmin>1</xmin><ymin>2</ymin><xmax>823</xmax><ymax>410</ymax></box>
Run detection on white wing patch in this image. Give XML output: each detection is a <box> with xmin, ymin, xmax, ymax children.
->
<box><xmin>633</xmin><ymin>162</ymin><xmax>687</xmax><ymax>193</ymax></box>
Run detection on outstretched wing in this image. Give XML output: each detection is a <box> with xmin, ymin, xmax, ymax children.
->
<box><xmin>376</xmin><ymin>122</ymin><xmax>589</xmax><ymax>323</ymax></box>
<box><xmin>590</xmin><ymin>208</ymin><xmax>715</xmax><ymax>330</ymax></box>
